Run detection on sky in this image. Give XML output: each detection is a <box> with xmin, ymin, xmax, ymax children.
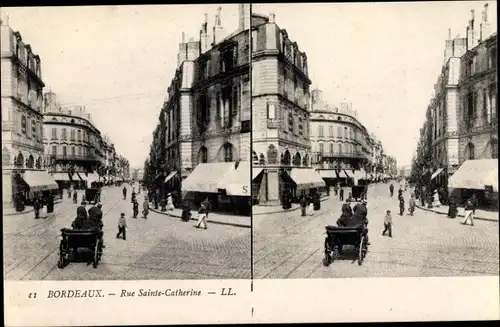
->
<box><xmin>1</xmin><ymin>2</ymin><xmax>497</xmax><ymax>169</ymax></box>
<box><xmin>255</xmin><ymin>1</ymin><xmax>497</xmax><ymax>168</ymax></box>
<box><xmin>1</xmin><ymin>4</ymin><xmax>239</xmax><ymax>168</ymax></box>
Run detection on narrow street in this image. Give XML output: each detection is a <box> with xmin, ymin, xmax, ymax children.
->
<box><xmin>3</xmin><ymin>186</ymin><xmax>251</xmax><ymax>280</ymax></box>
<box><xmin>253</xmin><ymin>183</ymin><xmax>499</xmax><ymax>278</ymax></box>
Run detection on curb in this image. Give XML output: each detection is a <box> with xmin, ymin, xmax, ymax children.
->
<box><xmin>3</xmin><ymin>199</ymin><xmax>64</xmax><ymax>217</ymax></box>
<box><xmin>149</xmin><ymin>208</ymin><xmax>251</xmax><ymax>228</ymax></box>
<box><xmin>253</xmin><ymin>196</ymin><xmax>331</xmax><ymax>216</ymax></box>
<box><xmin>415</xmin><ymin>205</ymin><xmax>498</xmax><ymax>222</ymax></box>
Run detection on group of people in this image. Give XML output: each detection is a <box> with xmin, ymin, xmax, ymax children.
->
<box><xmin>299</xmin><ymin>193</ymin><xmax>321</xmax><ymax>216</ymax></box>
<box><xmin>389</xmin><ymin>183</ymin><xmax>416</xmax><ymax>216</ymax></box>
<box><xmin>32</xmin><ymin>193</ymin><xmax>55</xmax><ymax>219</ymax></box>
<box><xmin>123</xmin><ymin>186</ymin><xmax>150</xmax><ymax>219</ymax></box>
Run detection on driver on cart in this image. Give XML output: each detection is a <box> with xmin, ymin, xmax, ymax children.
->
<box><xmin>350</xmin><ymin>199</ymin><xmax>370</xmax><ymax>245</ymax></box>
<box><xmin>88</xmin><ymin>203</ymin><xmax>105</xmax><ymax>247</ymax></box>
<box><xmin>337</xmin><ymin>198</ymin><xmax>353</xmax><ymax>227</ymax></box>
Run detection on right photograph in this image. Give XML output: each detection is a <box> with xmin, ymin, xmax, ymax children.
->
<box><xmin>251</xmin><ymin>2</ymin><xmax>499</xmax><ymax>278</ymax></box>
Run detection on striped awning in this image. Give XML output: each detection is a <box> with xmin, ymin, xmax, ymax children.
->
<box><xmin>182</xmin><ymin>162</ymin><xmax>235</xmax><ymax>193</ymax></box>
<box><xmin>21</xmin><ymin>170</ymin><xmax>59</xmax><ymax>192</ymax></box>
<box><xmin>219</xmin><ymin>161</ymin><xmax>250</xmax><ymax>196</ymax></box>
<box><xmin>51</xmin><ymin>172</ymin><xmax>71</xmax><ymax>181</ymax></box>
<box><xmin>289</xmin><ymin>168</ymin><xmax>326</xmax><ymax>191</ymax></box>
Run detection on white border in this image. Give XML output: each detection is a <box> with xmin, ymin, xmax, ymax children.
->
<box><xmin>4</xmin><ymin>276</ymin><xmax>499</xmax><ymax>325</ymax></box>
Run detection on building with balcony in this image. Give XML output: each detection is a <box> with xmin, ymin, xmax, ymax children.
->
<box><xmin>1</xmin><ymin>19</ymin><xmax>58</xmax><ymax>206</ymax></box>
<box><xmin>115</xmin><ymin>155</ymin><xmax>130</xmax><ymax>182</ymax></box>
<box><xmin>148</xmin><ymin>5</ymin><xmax>252</xmax><ymax>215</ymax></box>
<box><xmin>251</xmin><ymin>11</ymin><xmax>325</xmax><ymax>205</ymax></box>
<box><xmin>42</xmin><ymin>92</ymin><xmax>105</xmax><ymax>188</ymax></box>
<box><xmin>308</xmin><ymin>89</ymin><xmax>373</xmax><ymax>187</ymax></box>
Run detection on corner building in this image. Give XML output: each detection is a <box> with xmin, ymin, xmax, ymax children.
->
<box><xmin>251</xmin><ymin>12</ymin><xmax>325</xmax><ymax>205</ymax></box>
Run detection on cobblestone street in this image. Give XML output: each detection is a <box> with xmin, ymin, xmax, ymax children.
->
<box><xmin>3</xmin><ymin>186</ymin><xmax>251</xmax><ymax>280</ymax></box>
<box><xmin>253</xmin><ymin>183</ymin><xmax>499</xmax><ymax>278</ymax></box>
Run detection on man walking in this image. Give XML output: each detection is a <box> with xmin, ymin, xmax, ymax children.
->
<box><xmin>389</xmin><ymin>184</ymin><xmax>394</xmax><ymax>197</ymax></box>
<box><xmin>33</xmin><ymin>197</ymin><xmax>41</xmax><ymax>219</ymax></box>
<box><xmin>122</xmin><ymin>186</ymin><xmax>127</xmax><ymax>200</ymax></box>
<box><xmin>300</xmin><ymin>195</ymin><xmax>307</xmax><ymax>216</ymax></box>
<box><xmin>339</xmin><ymin>187</ymin><xmax>344</xmax><ymax>201</ymax></box>
<box><xmin>461</xmin><ymin>197</ymin><xmax>475</xmax><ymax>226</ymax></box>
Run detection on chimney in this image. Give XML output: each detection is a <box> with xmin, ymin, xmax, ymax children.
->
<box><xmin>467</xmin><ymin>10</ymin><xmax>476</xmax><ymax>50</ymax></box>
<box><xmin>177</xmin><ymin>32</ymin><xmax>188</xmax><ymax>67</ymax></box>
<box><xmin>269</xmin><ymin>13</ymin><xmax>275</xmax><ymax>24</ymax></box>
<box><xmin>200</xmin><ymin>13</ymin><xmax>211</xmax><ymax>53</ymax></box>
<box><xmin>213</xmin><ymin>7</ymin><xmax>226</xmax><ymax>45</ymax></box>
<box><xmin>480</xmin><ymin>3</ymin><xmax>492</xmax><ymax>41</ymax></box>
<box><xmin>238</xmin><ymin>4</ymin><xmax>250</xmax><ymax>31</ymax></box>
<box><xmin>444</xmin><ymin>28</ymin><xmax>454</xmax><ymax>63</ymax></box>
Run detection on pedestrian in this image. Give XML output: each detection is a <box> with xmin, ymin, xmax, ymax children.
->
<box><xmin>389</xmin><ymin>184</ymin><xmax>394</xmax><ymax>197</ymax></box>
<box><xmin>300</xmin><ymin>195</ymin><xmax>307</xmax><ymax>216</ymax></box>
<box><xmin>122</xmin><ymin>186</ymin><xmax>127</xmax><ymax>200</ymax></box>
<box><xmin>33</xmin><ymin>197</ymin><xmax>41</xmax><ymax>219</ymax></box>
<box><xmin>116</xmin><ymin>213</ymin><xmax>127</xmax><ymax>240</ymax></box>
<box><xmin>142</xmin><ymin>198</ymin><xmax>149</xmax><ymax>219</ymax></box>
<box><xmin>67</xmin><ymin>188</ymin><xmax>72</xmax><ymax>199</ymax></box>
<box><xmin>132</xmin><ymin>200</ymin><xmax>139</xmax><ymax>218</ymax></box>
<box><xmin>408</xmin><ymin>193</ymin><xmax>416</xmax><ymax>216</ymax></box>
<box><xmin>73</xmin><ymin>190</ymin><xmax>78</xmax><ymax>204</ymax></box>
<box><xmin>181</xmin><ymin>199</ymin><xmax>191</xmax><ymax>222</ymax></box>
<box><xmin>398</xmin><ymin>188</ymin><xmax>403</xmax><ymax>201</ymax></box>
<box><xmin>448</xmin><ymin>196</ymin><xmax>458</xmax><ymax>218</ymax></box>
<box><xmin>399</xmin><ymin>196</ymin><xmax>405</xmax><ymax>216</ymax></box>
<box><xmin>166</xmin><ymin>194</ymin><xmax>174</xmax><ymax>211</ymax></box>
<box><xmin>201</xmin><ymin>197</ymin><xmax>211</xmax><ymax>218</ymax></box>
<box><xmin>195</xmin><ymin>201</ymin><xmax>208</xmax><ymax>229</ymax></box>
<box><xmin>46</xmin><ymin>193</ymin><xmax>55</xmax><ymax>218</ymax></box>
<box><xmin>339</xmin><ymin>187</ymin><xmax>344</xmax><ymax>201</ymax></box>
<box><xmin>470</xmin><ymin>193</ymin><xmax>478</xmax><ymax>217</ymax></box>
<box><xmin>334</xmin><ymin>184</ymin><xmax>338</xmax><ymax>196</ymax></box>
<box><xmin>382</xmin><ymin>209</ymin><xmax>393</xmax><ymax>237</ymax></box>
<box><xmin>461</xmin><ymin>197</ymin><xmax>475</xmax><ymax>226</ymax></box>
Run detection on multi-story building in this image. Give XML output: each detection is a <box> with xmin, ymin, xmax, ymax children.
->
<box><xmin>308</xmin><ymin>89</ymin><xmax>372</xmax><ymax>187</ymax></box>
<box><xmin>102</xmin><ymin>134</ymin><xmax>116</xmax><ymax>183</ymax></box>
<box><xmin>1</xmin><ymin>20</ymin><xmax>58</xmax><ymax>206</ymax></box>
<box><xmin>456</xmin><ymin>7</ymin><xmax>497</xmax><ymax>163</ymax></box>
<box><xmin>115</xmin><ymin>155</ymin><xmax>130</xmax><ymax>181</ymax></box>
<box><xmin>148</xmin><ymin>5</ymin><xmax>252</xmax><ymax>214</ymax></box>
<box><xmin>251</xmin><ymin>11</ymin><xmax>326</xmax><ymax>205</ymax></box>
<box><xmin>42</xmin><ymin>92</ymin><xmax>104</xmax><ymax>188</ymax></box>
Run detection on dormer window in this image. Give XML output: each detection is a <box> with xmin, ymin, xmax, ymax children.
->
<box><xmin>221</xmin><ymin>46</ymin><xmax>236</xmax><ymax>72</ymax></box>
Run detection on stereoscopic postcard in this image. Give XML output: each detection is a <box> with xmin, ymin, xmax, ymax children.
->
<box><xmin>2</xmin><ymin>2</ymin><xmax>498</xmax><ymax>325</ymax></box>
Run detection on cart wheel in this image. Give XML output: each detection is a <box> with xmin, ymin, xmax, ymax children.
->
<box><xmin>57</xmin><ymin>255</ymin><xmax>65</xmax><ymax>269</ymax></box>
<box><xmin>323</xmin><ymin>254</ymin><xmax>331</xmax><ymax>267</ymax></box>
<box><xmin>93</xmin><ymin>242</ymin><xmax>100</xmax><ymax>268</ymax></box>
<box><xmin>358</xmin><ymin>236</ymin><xmax>365</xmax><ymax>265</ymax></box>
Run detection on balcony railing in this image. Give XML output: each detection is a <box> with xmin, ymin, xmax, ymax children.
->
<box><xmin>446</xmin><ymin>120</ymin><xmax>498</xmax><ymax>138</ymax></box>
<box><xmin>313</xmin><ymin>151</ymin><xmax>367</xmax><ymax>160</ymax></box>
<box><xmin>45</xmin><ymin>154</ymin><xmax>101</xmax><ymax>162</ymax></box>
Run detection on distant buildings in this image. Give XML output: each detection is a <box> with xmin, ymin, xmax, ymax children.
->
<box><xmin>1</xmin><ymin>19</ymin><xmax>56</xmax><ymax>205</ymax></box>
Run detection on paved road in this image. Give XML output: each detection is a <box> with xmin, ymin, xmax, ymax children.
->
<box><xmin>253</xmin><ymin>183</ymin><xmax>499</xmax><ymax>278</ymax></box>
<box><xmin>3</xmin><ymin>186</ymin><xmax>251</xmax><ymax>280</ymax></box>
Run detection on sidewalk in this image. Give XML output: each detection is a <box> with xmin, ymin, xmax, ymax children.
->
<box><xmin>150</xmin><ymin>207</ymin><xmax>251</xmax><ymax>228</ymax></box>
<box><xmin>3</xmin><ymin>199</ymin><xmax>64</xmax><ymax>217</ymax></box>
<box><xmin>253</xmin><ymin>196</ymin><xmax>331</xmax><ymax>216</ymax></box>
<box><xmin>416</xmin><ymin>203</ymin><xmax>499</xmax><ymax>222</ymax></box>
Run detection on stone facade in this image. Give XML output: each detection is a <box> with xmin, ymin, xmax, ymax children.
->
<box><xmin>1</xmin><ymin>21</ymin><xmax>45</xmax><ymax>205</ymax></box>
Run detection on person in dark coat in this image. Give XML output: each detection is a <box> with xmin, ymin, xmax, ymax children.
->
<box><xmin>122</xmin><ymin>187</ymin><xmax>127</xmax><ymax>200</ymax></box>
<box><xmin>181</xmin><ymin>200</ymin><xmax>191</xmax><ymax>222</ymax></box>
<box><xmin>389</xmin><ymin>184</ymin><xmax>394</xmax><ymax>197</ymax></box>
<box><xmin>299</xmin><ymin>195</ymin><xmax>307</xmax><ymax>216</ymax></box>
<box><xmin>339</xmin><ymin>187</ymin><xmax>344</xmax><ymax>201</ymax></box>
<box><xmin>132</xmin><ymin>200</ymin><xmax>139</xmax><ymax>218</ymax></box>
<box><xmin>46</xmin><ymin>193</ymin><xmax>54</xmax><ymax>215</ymax></box>
<box><xmin>399</xmin><ymin>197</ymin><xmax>405</xmax><ymax>216</ymax></box>
<box><xmin>348</xmin><ymin>199</ymin><xmax>370</xmax><ymax>247</ymax></box>
<box><xmin>337</xmin><ymin>198</ymin><xmax>353</xmax><ymax>226</ymax></box>
<box><xmin>447</xmin><ymin>196</ymin><xmax>458</xmax><ymax>218</ymax></box>
<box><xmin>131</xmin><ymin>191</ymin><xmax>136</xmax><ymax>204</ymax></box>
<box><xmin>398</xmin><ymin>188</ymin><xmax>403</xmax><ymax>201</ymax></box>
<box><xmin>33</xmin><ymin>198</ymin><xmax>41</xmax><ymax>219</ymax></box>
<box><xmin>313</xmin><ymin>193</ymin><xmax>321</xmax><ymax>210</ymax></box>
<box><xmin>72</xmin><ymin>206</ymin><xmax>89</xmax><ymax>229</ymax></box>
<box><xmin>73</xmin><ymin>190</ymin><xmax>78</xmax><ymax>204</ymax></box>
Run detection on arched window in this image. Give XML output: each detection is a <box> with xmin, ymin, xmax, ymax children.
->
<box><xmin>36</xmin><ymin>157</ymin><xmax>42</xmax><ymax>169</ymax></box>
<box><xmin>27</xmin><ymin>155</ymin><xmax>34</xmax><ymax>168</ymax></box>
<box><xmin>302</xmin><ymin>153</ymin><xmax>309</xmax><ymax>167</ymax></box>
<box><xmin>338</xmin><ymin>143</ymin><xmax>342</xmax><ymax>154</ymax></box>
<box><xmin>467</xmin><ymin>142</ymin><xmax>475</xmax><ymax>160</ymax></box>
<box><xmin>15</xmin><ymin>152</ymin><xmax>24</xmax><ymax>168</ymax></box>
<box><xmin>283</xmin><ymin>150</ymin><xmax>291</xmax><ymax>165</ymax></box>
<box><xmin>319</xmin><ymin>143</ymin><xmax>324</xmax><ymax>154</ymax></box>
<box><xmin>223</xmin><ymin>143</ymin><xmax>233</xmax><ymax>162</ymax></box>
<box><xmin>259</xmin><ymin>153</ymin><xmax>266</xmax><ymax>165</ymax></box>
<box><xmin>329</xmin><ymin>142</ymin><xmax>334</xmax><ymax>154</ymax></box>
<box><xmin>252</xmin><ymin>151</ymin><xmax>258</xmax><ymax>163</ymax></box>
<box><xmin>293</xmin><ymin>152</ymin><xmax>301</xmax><ymax>166</ymax></box>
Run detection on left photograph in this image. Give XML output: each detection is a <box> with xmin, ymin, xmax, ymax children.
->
<box><xmin>2</xmin><ymin>4</ymin><xmax>251</xmax><ymax>280</ymax></box>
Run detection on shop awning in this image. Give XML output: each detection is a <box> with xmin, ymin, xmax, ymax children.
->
<box><xmin>319</xmin><ymin>169</ymin><xmax>337</xmax><ymax>178</ymax></box>
<box><xmin>22</xmin><ymin>170</ymin><xmax>59</xmax><ymax>192</ymax></box>
<box><xmin>343</xmin><ymin>170</ymin><xmax>353</xmax><ymax>178</ymax></box>
<box><xmin>182</xmin><ymin>162</ymin><xmax>235</xmax><ymax>193</ymax></box>
<box><xmin>448</xmin><ymin>159</ymin><xmax>498</xmax><ymax>191</ymax></box>
<box><xmin>431</xmin><ymin>168</ymin><xmax>445</xmax><ymax>180</ymax></box>
<box><xmin>290</xmin><ymin>168</ymin><xmax>326</xmax><ymax>191</ymax></box>
<box><xmin>51</xmin><ymin>172</ymin><xmax>71</xmax><ymax>181</ymax></box>
<box><xmin>252</xmin><ymin>168</ymin><xmax>264</xmax><ymax>180</ymax></box>
<box><xmin>164</xmin><ymin>171</ymin><xmax>178</xmax><ymax>184</ymax></box>
<box><xmin>353</xmin><ymin>170</ymin><xmax>367</xmax><ymax>181</ymax></box>
<box><xmin>337</xmin><ymin>170</ymin><xmax>349</xmax><ymax>179</ymax></box>
<box><xmin>219</xmin><ymin>161</ymin><xmax>250</xmax><ymax>196</ymax></box>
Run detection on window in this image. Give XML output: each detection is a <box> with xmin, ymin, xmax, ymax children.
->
<box><xmin>466</xmin><ymin>92</ymin><xmax>475</xmax><ymax>118</ymax></box>
<box><xmin>267</xmin><ymin>103</ymin><xmax>276</xmax><ymax>119</ymax></box>
<box><xmin>71</xmin><ymin>146</ymin><xmax>76</xmax><ymax>156</ymax></box>
<box><xmin>338</xmin><ymin>143</ymin><xmax>342</xmax><ymax>154</ymax></box>
<box><xmin>489</xmin><ymin>48</ymin><xmax>497</xmax><ymax>69</ymax></box>
<box><xmin>62</xmin><ymin>128</ymin><xmax>67</xmax><ymax>140</ymax></box>
<box><xmin>483</xmin><ymin>89</ymin><xmax>488</xmax><ymax>118</ymax></box>
<box><xmin>329</xmin><ymin>143</ymin><xmax>334</xmax><ymax>154</ymax></box>
<box><xmin>223</xmin><ymin>143</ymin><xmax>233</xmax><ymax>162</ymax></box>
<box><xmin>318</xmin><ymin>125</ymin><xmax>324</xmax><ymax>137</ymax></box>
<box><xmin>319</xmin><ymin>143</ymin><xmax>324</xmax><ymax>154</ymax></box>
<box><xmin>78</xmin><ymin>146</ymin><xmax>82</xmax><ymax>156</ymax></box>
<box><xmin>31</xmin><ymin>119</ymin><xmax>36</xmax><ymax>138</ymax></box>
<box><xmin>200</xmin><ymin>147</ymin><xmax>208</xmax><ymax>163</ymax></box>
<box><xmin>344</xmin><ymin>127</ymin><xmax>348</xmax><ymax>138</ymax></box>
<box><xmin>232</xmin><ymin>85</ymin><xmax>239</xmax><ymax>116</ymax></box>
<box><xmin>70</xmin><ymin>129</ymin><xmax>75</xmax><ymax>141</ymax></box>
<box><xmin>298</xmin><ymin>117</ymin><xmax>303</xmax><ymax>136</ymax></box>
<box><xmin>221</xmin><ymin>48</ymin><xmax>235</xmax><ymax>72</ymax></box>
<box><xmin>62</xmin><ymin>146</ymin><xmax>67</xmax><ymax>157</ymax></box>
<box><xmin>467</xmin><ymin>143</ymin><xmax>475</xmax><ymax>160</ymax></box>
<box><xmin>21</xmin><ymin>115</ymin><xmax>27</xmax><ymax>134</ymax></box>
<box><xmin>77</xmin><ymin>130</ymin><xmax>81</xmax><ymax>141</ymax></box>
<box><xmin>52</xmin><ymin>145</ymin><xmax>57</xmax><ymax>155</ymax></box>
<box><xmin>329</xmin><ymin>126</ymin><xmax>333</xmax><ymax>137</ymax></box>
<box><xmin>467</xmin><ymin>59</ymin><xmax>474</xmax><ymax>76</ymax></box>
<box><xmin>288</xmin><ymin>113</ymin><xmax>294</xmax><ymax>133</ymax></box>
